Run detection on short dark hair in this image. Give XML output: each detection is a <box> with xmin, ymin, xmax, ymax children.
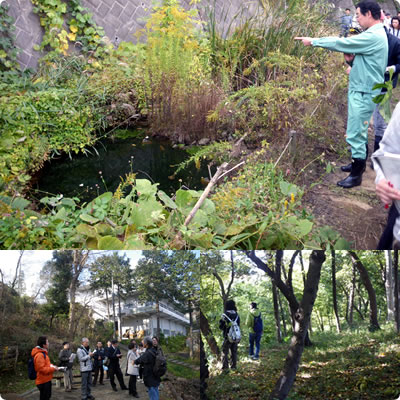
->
<box><xmin>225</xmin><ymin>299</ymin><xmax>237</xmax><ymax>311</ymax></box>
<box><xmin>128</xmin><ymin>342</ymin><xmax>136</xmax><ymax>349</ymax></box>
<box><xmin>111</xmin><ymin>339</ymin><xmax>118</xmax><ymax>344</ymax></box>
<box><xmin>250</xmin><ymin>302</ymin><xmax>257</xmax><ymax>309</ymax></box>
<box><xmin>62</xmin><ymin>341</ymin><xmax>69</xmax><ymax>346</ymax></box>
<box><xmin>346</xmin><ymin>8</ymin><xmax>351</xmax><ymax>11</ymax></box>
<box><xmin>143</xmin><ymin>337</ymin><xmax>153</xmax><ymax>347</ymax></box>
<box><xmin>37</xmin><ymin>336</ymin><xmax>47</xmax><ymax>347</ymax></box>
<box><xmin>356</xmin><ymin>1</ymin><xmax>382</xmax><ymax>20</ymax></box>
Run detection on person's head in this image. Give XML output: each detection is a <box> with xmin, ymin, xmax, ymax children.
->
<box><xmin>386</xmin><ymin>12</ymin><xmax>391</xmax><ymax>18</ymax></box>
<box><xmin>250</xmin><ymin>302</ymin><xmax>257</xmax><ymax>310</ymax></box>
<box><xmin>111</xmin><ymin>339</ymin><xmax>118</xmax><ymax>347</ymax></box>
<box><xmin>96</xmin><ymin>341</ymin><xmax>102</xmax><ymax>348</ymax></box>
<box><xmin>225</xmin><ymin>299</ymin><xmax>237</xmax><ymax>312</ymax></box>
<box><xmin>346</xmin><ymin>8</ymin><xmax>351</xmax><ymax>15</ymax></box>
<box><xmin>62</xmin><ymin>341</ymin><xmax>69</xmax><ymax>349</ymax></box>
<box><xmin>37</xmin><ymin>336</ymin><xmax>48</xmax><ymax>349</ymax></box>
<box><xmin>143</xmin><ymin>337</ymin><xmax>153</xmax><ymax>349</ymax></box>
<box><xmin>392</xmin><ymin>16</ymin><xmax>400</xmax><ymax>29</ymax></box>
<box><xmin>356</xmin><ymin>1</ymin><xmax>382</xmax><ymax>28</ymax></box>
<box><xmin>128</xmin><ymin>342</ymin><xmax>136</xmax><ymax>350</ymax></box>
<box><xmin>82</xmin><ymin>337</ymin><xmax>89</xmax><ymax>347</ymax></box>
<box><xmin>107</xmin><ymin>340</ymin><xmax>111</xmax><ymax>347</ymax></box>
<box><xmin>139</xmin><ymin>342</ymin><xmax>143</xmax><ymax>348</ymax></box>
<box><xmin>152</xmin><ymin>336</ymin><xmax>159</xmax><ymax>347</ymax></box>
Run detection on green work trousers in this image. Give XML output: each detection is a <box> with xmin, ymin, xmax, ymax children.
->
<box><xmin>346</xmin><ymin>90</ymin><xmax>375</xmax><ymax>160</ymax></box>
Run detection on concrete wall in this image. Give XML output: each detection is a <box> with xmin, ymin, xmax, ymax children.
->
<box><xmin>6</xmin><ymin>0</ymin><xmax>399</xmax><ymax>70</ymax></box>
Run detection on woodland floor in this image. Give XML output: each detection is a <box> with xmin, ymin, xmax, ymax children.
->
<box><xmin>206</xmin><ymin>329</ymin><xmax>400</xmax><ymax>400</ymax></box>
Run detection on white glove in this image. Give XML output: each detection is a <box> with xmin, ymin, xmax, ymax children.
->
<box><xmin>386</xmin><ymin>65</ymin><xmax>396</xmax><ymax>73</ymax></box>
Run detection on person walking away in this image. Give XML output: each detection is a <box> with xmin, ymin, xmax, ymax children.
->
<box><xmin>58</xmin><ymin>341</ymin><xmax>73</xmax><ymax>392</ymax></box>
<box><xmin>107</xmin><ymin>339</ymin><xmax>128</xmax><ymax>392</ymax></box>
<box><xmin>246</xmin><ymin>302</ymin><xmax>263</xmax><ymax>360</ymax></box>
<box><xmin>77</xmin><ymin>337</ymin><xmax>95</xmax><ymax>400</ymax></box>
<box><xmin>31</xmin><ymin>336</ymin><xmax>58</xmax><ymax>400</ymax></box>
<box><xmin>92</xmin><ymin>341</ymin><xmax>105</xmax><ymax>386</ymax></box>
<box><xmin>219</xmin><ymin>299</ymin><xmax>240</xmax><ymax>370</ymax></box>
<box><xmin>127</xmin><ymin>342</ymin><xmax>140</xmax><ymax>398</ymax></box>
<box><xmin>341</xmin><ymin>8</ymin><xmax>353</xmax><ymax>37</ymax></box>
<box><xmin>295</xmin><ymin>1</ymin><xmax>388</xmax><ymax>188</ymax></box>
<box><xmin>134</xmin><ymin>337</ymin><xmax>161</xmax><ymax>400</ymax></box>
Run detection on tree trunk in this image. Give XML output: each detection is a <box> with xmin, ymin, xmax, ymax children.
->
<box><xmin>316</xmin><ymin>310</ymin><xmax>324</xmax><ymax>332</ymax></box>
<box><xmin>348</xmin><ymin>263</ymin><xmax>356</xmax><ymax>327</ymax></box>
<box><xmin>105</xmin><ymin>288</ymin><xmax>111</xmax><ymax>321</ymax></box>
<box><xmin>331</xmin><ymin>250</ymin><xmax>341</xmax><ymax>333</ymax></box>
<box><xmin>348</xmin><ymin>251</ymin><xmax>380</xmax><ymax>331</ymax></box>
<box><xmin>278</xmin><ymin>291</ymin><xmax>287</xmax><ymax>337</ymax></box>
<box><xmin>269</xmin><ymin>250</ymin><xmax>326</xmax><ymax>400</ymax></box>
<box><xmin>385</xmin><ymin>250</ymin><xmax>395</xmax><ymax>321</ymax></box>
<box><xmin>117</xmin><ymin>284</ymin><xmax>122</xmax><ymax>339</ymax></box>
<box><xmin>156</xmin><ymin>300</ymin><xmax>161</xmax><ymax>337</ymax></box>
<box><xmin>394</xmin><ymin>250</ymin><xmax>400</xmax><ymax>333</ymax></box>
<box><xmin>188</xmin><ymin>300</ymin><xmax>194</xmax><ymax>358</ymax></box>
<box><xmin>200</xmin><ymin>336</ymin><xmax>209</xmax><ymax>400</ymax></box>
<box><xmin>200</xmin><ymin>309</ymin><xmax>220</xmax><ymax>357</ymax></box>
<box><xmin>272</xmin><ymin>280</ymin><xmax>282</xmax><ymax>343</ymax></box>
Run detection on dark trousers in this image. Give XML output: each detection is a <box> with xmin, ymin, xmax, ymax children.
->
<box><xmin>37</xmin><ymin>381</ymin><xmax>52</xmax><ymax>400</ymax></box>
<box><xmin>129</xmin><ymin>375</ymin><xmax>138</xmax><ymax>395</ymax></box>
<box><xmin>109</xmin><ymin>364</ymin><xmax>127</xmax><ymax>389</ymax></box>
<box><xmin>222</xmin><ymin>339</ymin><xmax>238</xmax><ymax>369</ymax></box>
<box><xmin>139</xmin><ymin>365</ymin><xmax>144</xmax><ymax>380</ymax></box>
<box><xmin>249</xmin><ymin>332</ymin><xmax>262</xmax><ymax>358</ymax></box>
<box><xmin>93</xmin><ymin>365</ymin><xmax>104</xmax><ymax>384</ymax></box>
<box><xmin>378</xmin><ymin>204</ymin><xmax>399</xmax><ymax>250</ymax></box>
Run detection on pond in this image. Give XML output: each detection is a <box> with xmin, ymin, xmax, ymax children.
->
<box><xmin>32</xmin><ymin>130</ymin><xmax>211</xmax><ymax>203</ymax></box>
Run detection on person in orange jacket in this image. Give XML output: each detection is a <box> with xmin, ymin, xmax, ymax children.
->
<box><xmin>31</xmin><ymin>336</ymin><xmax>58</xmax><ymax>400</ymax></box>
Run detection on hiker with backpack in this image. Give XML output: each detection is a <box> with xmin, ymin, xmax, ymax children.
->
<box><xmin>219</xmin><ymin>299</ymin><xmax>241</xmax><ymax>370</ymax></box>
<box><xmin>135</xmin><ymin>336</ymin><xmax>166</xmax><ymax>400</ymax></box>
<box><xmin>30</xmin><ymin>336</ymin><xmax>58</xmax><ymax>400</ymax></box>
<box><xmin>246</xmin><ymin>302</ymin><xmax>263</xmax><ymax>360</ymax></box>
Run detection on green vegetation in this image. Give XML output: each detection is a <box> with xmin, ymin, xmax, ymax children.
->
<box><xmin>0</xmin><ymin>0</ymin><xmax>351</xmax><ymax>249</ymax></box>
<box><xmin>167</xmin><ymin>362</ymin><xmax>199</xmax><ymax>380</ymax></box>
<box><xmin>202</xmin><ymin>250</ymin><xmax>400</xmax><ymax>399</ymax></box>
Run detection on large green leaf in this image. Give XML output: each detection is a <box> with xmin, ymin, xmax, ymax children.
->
<box><xmin>80</xmin><ymin>214</ymin><xmax>100</xmax><ymax>224</ymax></box>
<box><xmin>158</xmin><ymin>190</ymin><xmax>177</xmax><ymax>209</ymax></box>
<box><xmin>135</xmin><ymin>179</ymin><xmax>158</xmax><ymax>199</ymax></box>
<box><xmin>76</xmin><ymin>223</ymin><xmax>97</xmax><ymax>237</ymax></box>
<box><xmin>128</xmin><ymin>199</ymin><xmax>164</xmax><ymax>228</ymax></box>
<box><xmin>97</xmin><ymin>236</ymin><xmax>124</xmax><ymax>250</ymax></box>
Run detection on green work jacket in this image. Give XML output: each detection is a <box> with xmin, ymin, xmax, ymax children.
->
<box><xmin>312</xmin><ymin>23</ymin><xmax>388</xmax><ymax>95</ymax></box>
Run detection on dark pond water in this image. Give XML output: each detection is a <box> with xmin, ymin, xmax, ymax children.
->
<box><xmin>33</xmin><ymin>130</ymin><xmax>211</xmax><ymax>203</ymax></box>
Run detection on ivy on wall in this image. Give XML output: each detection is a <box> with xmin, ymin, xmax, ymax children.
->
<box><xmin>0</xmin><ymin>2</ymin><xmax>19</xmax><ymax>70</ymax></box>
<box><xmin>32</xmin><ymin>0</ymin><xmax>107</xmax><ymax>58</ymax></box>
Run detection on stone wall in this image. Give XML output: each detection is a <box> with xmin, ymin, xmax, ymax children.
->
<box><xmin>5</xmin><ymin>0</ymin><xmax>399</xmax><ymax>70</ymax></box>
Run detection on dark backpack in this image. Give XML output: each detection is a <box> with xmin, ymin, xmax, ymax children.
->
<box><xmin>152</xmin><ymin>348</ymin><xmax>167</xmax><ymax>378</ymax></box>
<box><xmin>254</xmin><ymin>313</ymin><xmax>263</xmax><ymax>333</ymax></box>
<box><xmin>28</xmin><ymin>352</ymin><xmax>46</xmax><ymax>380</ymax></box>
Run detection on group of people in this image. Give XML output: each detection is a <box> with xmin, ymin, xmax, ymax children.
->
<box><xmin>218</xmin><ymin>300</ymin><xmax>263</xmax><ymax>370</ymax></box>
<box><xmin>296</xmin><ymin>1</ymin><xmax>400</xmax><ymax>249</ymax></box>
<box><xmin>31</xmin><ymin>335</ymin><xmax>164</xmax><ymax>400</ymax></box>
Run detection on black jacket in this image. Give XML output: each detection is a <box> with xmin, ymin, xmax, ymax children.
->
<box><xmin>219</xmin><ymin>309</ymin><xmax>240</xmax><ymax>339</ymax></box>
<box><xmin>106</xmin><ymin>346</ymin><xmax>122</xmax><ymax>369</ymax></box>
<box><xmin>58</xmin><ymin>348</ymin><xmax>72</xmax><ymax>368</ymax></box>
<box><xmin>384</xmin><ymin>28</ymin><xmax>400</xmax><ymax>89</ymax></box>
<box><xmin>93</xmin><ymin>347</ymin><xmax>105</xmax><ymax>368</ymax></box>
<box><xmin>134</xmin><ymin>347</ymin><xmax>160</xmax><ymax>388</ymax></box>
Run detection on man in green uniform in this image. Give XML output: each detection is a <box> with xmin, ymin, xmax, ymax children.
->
<box><xmin>295</xmin><ymin>1</ymin><xmax>388</xmax><ymax>188</ymax></box>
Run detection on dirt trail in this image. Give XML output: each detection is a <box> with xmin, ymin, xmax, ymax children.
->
<box><xmin>304</xmin><ymin>157</ymin><xmax>388</xmax><ymax>249</ymax></box>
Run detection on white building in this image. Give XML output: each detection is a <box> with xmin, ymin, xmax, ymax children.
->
<box><xmin>76</xmin><ymin>286</ymin><xmax>189</xmax><ymax>338</ymax></box>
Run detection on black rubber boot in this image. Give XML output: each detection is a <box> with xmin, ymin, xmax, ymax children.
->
<box><xmin>337</xmin><ymin>158</ymin><xmax>366</xmax><ymax>188</ymax></box>
<box><xmin>341</xmin><ymin>144</ymin><xmax>368</xmax><ymax>172</ymax></box>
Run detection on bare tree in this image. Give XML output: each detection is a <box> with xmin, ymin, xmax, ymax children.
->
<box><xmin>269</xmin><ymin>250</ymin><xmax>326</xmax><ymax>400</ymax></box>
<box><xmin>331</xmin><ymin>250</ymin><xmax>341</xmax><ymax>333</ymax></box>
<box><xmin>10</xmin><ymin>251</ymin><xmax>24</xmax><ymax>292</ymax></box>
<box><xmin>348</xmin><ymin>251</ymin><xmax>380</xmax><ymax>331</ymax></box>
